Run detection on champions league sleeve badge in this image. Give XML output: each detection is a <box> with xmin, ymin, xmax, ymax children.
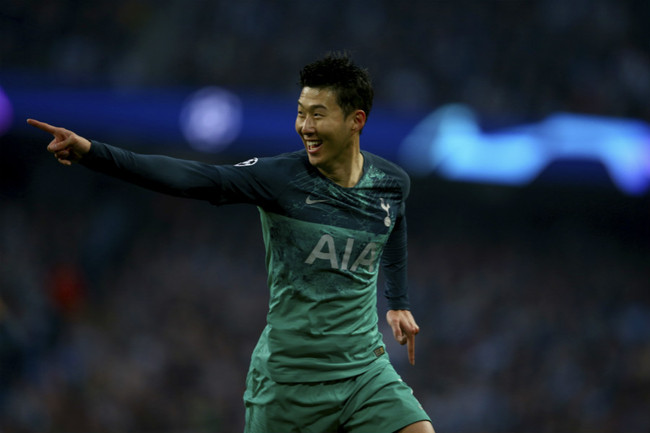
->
<box><xmin>234</xmin><ymin>157</ymin><xmax>258</xmax><ymax>167</ymax></box>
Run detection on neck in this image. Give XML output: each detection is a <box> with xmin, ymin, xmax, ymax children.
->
<box><xmin>319</xmin><ymin>150</ymin><xmax>364</xmax><ymax>188</ymax></box>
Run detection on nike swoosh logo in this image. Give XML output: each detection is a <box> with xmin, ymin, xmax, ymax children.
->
<box><xmin>306</xmin><ymin>196</ymin><xmax>328</xmax><ymax>205</ymax></box>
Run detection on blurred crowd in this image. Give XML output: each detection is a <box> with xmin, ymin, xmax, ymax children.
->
<box><xmin>2</xmin><ymin>0</ymin><xmax>650</xmax><ymax>432</ymax></box>
<box><xmin>2</xmin><ymin>0</ymin><xmax>650</xmax><ymax>120</ymax></box>
<box><xmin>1</xmin><ymin>156</ymin><xmax>649</xmax><ymax>432</ymax></box>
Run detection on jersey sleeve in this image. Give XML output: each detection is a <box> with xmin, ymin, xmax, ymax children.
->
<box><xmin>380</xmin><ymin>165</ymin><xmax>411</xmax><ymax>311</ymax></box>
<box><xmin>80</xmin><ymin>141</ymin><xmax>280</xmax><ymax>206</ymax></box>
<box><xmin>381</xmin><ymin>211</ymin><xmax>411</xmax><ymax>310</ymax></box>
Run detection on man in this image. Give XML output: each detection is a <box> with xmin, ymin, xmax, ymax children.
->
<box><xmin>28</xmin><ymin>53</ymin><xmax>435</xmax><ymax>433</ymax></box>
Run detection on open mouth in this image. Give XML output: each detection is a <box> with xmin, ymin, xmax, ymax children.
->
<box><xmin>306</xmin><ymin>140</ymin><xmax>323</xmax><ymax>153</ymax></box>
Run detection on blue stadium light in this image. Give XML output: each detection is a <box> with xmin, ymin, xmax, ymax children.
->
<box><xmin>179</xmin><ymin>86</ymin><xmax>243</xmax><ymax>152</ymax></box>
<box><xmin>0</xmin><ymin>85</ymin><xmax>13</xmax><ymax>136</ymax></box>
<box><xmin>400</xmin><ymin>104</ymin><xmax>650</xmax><ymax>195</ymax></box>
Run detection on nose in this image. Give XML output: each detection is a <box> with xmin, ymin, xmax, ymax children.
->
<box><xmin>299</xmin><ymin>115</ymin><xmax>315</xmax><ymax>135</ymax></box>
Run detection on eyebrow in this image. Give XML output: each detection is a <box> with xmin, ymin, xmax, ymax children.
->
<box><xmin>297</xmin><ymin>101</ymin><xmax>328</xmax><ymax>111</ymax></box>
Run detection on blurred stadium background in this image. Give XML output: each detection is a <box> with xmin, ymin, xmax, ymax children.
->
<box><xmin>1</xmin><ymin>1</ymin><xmax>649</xmax><ymax>432</ymax></box>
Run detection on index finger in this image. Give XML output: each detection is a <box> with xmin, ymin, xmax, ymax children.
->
<box><xmin>26</xmin><ymin>119</ymin><xmax>58</xmax><ymax>134</ymax></box>
<box><xmin>407</xmin><ymin>333</ymin><xmax>416</xmax><ymax>365</ymax></box>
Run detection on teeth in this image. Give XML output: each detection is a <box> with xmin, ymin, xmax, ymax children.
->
<box><xmin>307</xmin><ymin>140</ymin><xmax>322</xmax><ymax>150</ymax></box>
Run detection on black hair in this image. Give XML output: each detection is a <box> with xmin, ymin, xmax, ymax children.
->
<box><xmin>299</xmin><ymin>52</ymin><xmax>374</xmax><ymax>121</ymax></box>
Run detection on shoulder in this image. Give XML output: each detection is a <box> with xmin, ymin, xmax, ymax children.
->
<box><xmin>363</xmin><ymin>151</ymin><xmax>410</xmax><ymax>181</ymax></box>
<box><xmin>362</xmin><ymin>151</ymin><xmax>411</xmax><ymax>197</ymax></box>
<box><xmin>235</xmin><ymin>150</ymin><xmax>307</xmax><ymax>169</ymax></box>
<box><xmin>231</xmin><ymin>150</ymin><xmax>309</xmax><ymax>177</ymax></box>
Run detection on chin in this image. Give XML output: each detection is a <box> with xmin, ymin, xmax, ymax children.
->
<box><xmin>306</xmin><ymin>154</ymin><xmax>321</xmax><ymax>167</ymax></box>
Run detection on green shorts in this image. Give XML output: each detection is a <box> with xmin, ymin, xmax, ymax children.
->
<box><xmin>243</xmin><ymin>357</ymin><xmax>431</xmax><ymax>433</ymax></box>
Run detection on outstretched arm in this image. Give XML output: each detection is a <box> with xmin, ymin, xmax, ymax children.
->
<box><xmin>27</xmin><ymin>118</ymin><xmax>222</xmax><ymax>200</ymax></box>
<box><xmin>27</xmin><ymin>119</ymin><xmax>91</xmax><ymax>165</ymax></box>
<box><xmin>27</xmin><ymin>118</ymin><xmax>273</xmax><ymax>205</ymax></box>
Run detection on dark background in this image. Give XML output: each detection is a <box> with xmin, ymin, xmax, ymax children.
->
<box><xmin>1</xmin><ymin>1</ymin><xmax>649</xmax><ymax>432</ymax></box>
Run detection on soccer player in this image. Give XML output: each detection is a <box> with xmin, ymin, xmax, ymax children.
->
<box><xmin>28</xmin><ymin>53</ymin><xmax>435</xmax><ymax>433</ymax></box>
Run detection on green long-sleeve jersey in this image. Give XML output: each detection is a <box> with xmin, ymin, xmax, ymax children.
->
<box><xmin>82</xmin><ymin>142</ymin><xmax>411</xmax><ymax>382</ymax></box>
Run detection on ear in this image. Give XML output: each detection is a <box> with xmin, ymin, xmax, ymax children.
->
<box><xmin>351</xmin><ymin>109</ymin><xmax>367</xmax><ymax>133</ymax></box>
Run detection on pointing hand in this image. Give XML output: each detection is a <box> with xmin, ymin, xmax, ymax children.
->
<box><xmin>386</xmin><ymin>309</ymin><xmax>420</xmax><ymax>365</ymax></box>
<box><xmin>27</xmin><ymin>119</ymin><xmax>91</xmax><ymax>165</ymax></box>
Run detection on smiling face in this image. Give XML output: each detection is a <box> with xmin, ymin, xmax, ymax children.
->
<box><xmin>296</xmin><ymin>86</ymin><xmax>366</xmax><ymax>177</ymax></box>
